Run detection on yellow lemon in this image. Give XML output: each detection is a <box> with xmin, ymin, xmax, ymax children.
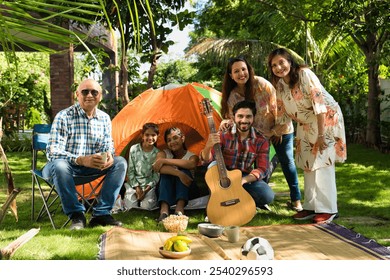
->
<box><xmin>173</xmin><ymin>240</ymin><xmax>189</xmax><ymax>252</ymax></box>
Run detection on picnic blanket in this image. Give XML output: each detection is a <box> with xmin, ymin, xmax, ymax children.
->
<box><xmin>97</xmin><ymin>222</ymin><xmax>390</xmax><ymax>260</ymax></box>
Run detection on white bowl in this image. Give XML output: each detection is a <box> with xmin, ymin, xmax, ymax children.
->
<box><xmin>198</xmin><ymin>223</ymin><xmax>224</xmax><ymax>238</ymax></box>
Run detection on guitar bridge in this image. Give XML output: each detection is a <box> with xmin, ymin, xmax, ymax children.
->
<box><xmin>220</xmin><ymin>199</ymin><xmax>240</xmax><ymax>207</ymax></box>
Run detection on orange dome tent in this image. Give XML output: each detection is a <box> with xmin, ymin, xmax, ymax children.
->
<box><xmin>112</xmin><ymin>82</ymin><xmax>222</xmax><ymax>157</ymax></box>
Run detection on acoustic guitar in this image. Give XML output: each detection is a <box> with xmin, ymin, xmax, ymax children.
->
<box><xmin>201</xmin><ymin>98</ymin><xmax>256</xmax><ymax>226</ymax></box>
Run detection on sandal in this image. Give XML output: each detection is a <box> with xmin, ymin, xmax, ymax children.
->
<box><xmin>156</xmin><ymin>212</ymin><xmax>168</xmax><ymax>223</ymax></box>
<box><xmin>286</xmin><ymin>201</ymin><xmax>303</xmax><ymax>212</ymax></box>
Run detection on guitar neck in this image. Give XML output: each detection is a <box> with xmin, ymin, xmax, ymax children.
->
<box><xmin>206</xmin><ymin>115</ymin><xmax>229</xmax><ymax>181</ymax></box>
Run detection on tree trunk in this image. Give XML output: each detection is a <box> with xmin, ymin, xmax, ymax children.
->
<box><xmin>146</xmin><ymin>52</ymin><xmax>159</xmax><ymax>89</ymax></box>
<box><xmin>118</xmin><ymin>40</ymin><xmax>130</xmax><ymax>107</ymax></box>
<box><xmin>146</xmin><ymin>19</ymin><xmax>161</xmax><ymax>89</ymax></box>
<box><xmin>365</xmin><ymin>55</ymin><xmax>382</xmax><ymax>149</ymax></box>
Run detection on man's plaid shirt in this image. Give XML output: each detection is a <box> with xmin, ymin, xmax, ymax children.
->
<box><xmin>208</xmin><ymin>127</ymin><xmax>270</xmax><ymax>180</ymax></box>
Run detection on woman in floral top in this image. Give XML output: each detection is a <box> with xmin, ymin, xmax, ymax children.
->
<box><xmin>268</xmin><ymin>48</ymin><xmax>347</xmax><ymax>223</ymax></box>
<box><xmin>220</xmin><ymin>56</ymin><xmax>302</xmax><ymax>211</ymax></box>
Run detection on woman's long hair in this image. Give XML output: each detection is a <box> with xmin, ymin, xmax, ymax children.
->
<box><xmin>267</xmin><ymin>48</ymin><xmax>304</xmax><ymax>89</ymax></box>
<box><xmin>221</xmin><ymin>56</ymin><xmax>256</xmax><ymax>119</ymax></box>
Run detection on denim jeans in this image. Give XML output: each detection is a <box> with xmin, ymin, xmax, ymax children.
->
<box><xmin>158</xmin><ymin>169</ymin><xmax>195</xmax><ymax>206</ymax></box>
<box><xmin>273</xmin><ymin>133</ymin><xmax>301</xmax><ymax>202</ymax></box>
<box><xmin>42</xmin><ymin>156</ymin><xmax>127</xmax><ymax>217</ymax></box>
<box><xmin>242</xmin><ymin>173</ymin><xmax>275</xmax><ymax>207</ymax></box>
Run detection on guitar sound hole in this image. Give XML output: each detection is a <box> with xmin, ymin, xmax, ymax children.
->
<box><xmin>220</xmin><ymin>178</ymin><xmax>231</xmax><ymax>188</ymax></box>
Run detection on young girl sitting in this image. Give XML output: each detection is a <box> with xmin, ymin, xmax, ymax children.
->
<box><xmin>124</xmin><ymin>122</ymin><xmax>160</xmax><ymax>210</ymax></box>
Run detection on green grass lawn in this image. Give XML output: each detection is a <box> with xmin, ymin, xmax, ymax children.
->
<box><xmin>0</xmin><ymin>143</ymin><xmax>389</xmax><ymax>260</ymax></box>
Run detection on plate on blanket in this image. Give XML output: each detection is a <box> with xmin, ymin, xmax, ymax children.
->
<box><xmin>159</xmin><ymin>247</ymin><xmax>191</xmax><ymax>259</ymax></box>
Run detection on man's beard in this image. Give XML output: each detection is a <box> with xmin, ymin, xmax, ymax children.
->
<box><xmin>236</xmin><ymin>122</ymin><xmax>251</xmax><ymax>132</ymax></box>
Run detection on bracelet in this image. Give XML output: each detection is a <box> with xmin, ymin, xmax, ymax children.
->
<box><xmin>318</xmin><ymin>134</ymin><xmax>325</xmax><ymax>137</ymax></box>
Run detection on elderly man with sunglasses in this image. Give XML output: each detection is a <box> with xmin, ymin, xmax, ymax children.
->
<box><xmin>43</xmin><ymin>79</ymin><xmax>127</xmax><ymax>230</ymax></box>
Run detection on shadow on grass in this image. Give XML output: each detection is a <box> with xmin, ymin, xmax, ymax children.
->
<box><xmin>335</xmin><ymin>144</ymin><xmax>389</xmax><ymax>220</ymax></box>
<box><xmin>343</xmin><ymin>143</ymin><xmax>389</xmax><ymax>170</ymax></box>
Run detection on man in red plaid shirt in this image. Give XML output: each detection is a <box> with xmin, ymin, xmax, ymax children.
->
<box><xmin>200</xmin><ymin>100</ymin><xmax>274</xmax><ymax>210</ymax></box>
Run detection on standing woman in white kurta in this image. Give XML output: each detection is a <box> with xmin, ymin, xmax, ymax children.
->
<box><xmin>268</xmin><ymin>48</ymin><xmax>347</xmax><ymax>224</ymax></box>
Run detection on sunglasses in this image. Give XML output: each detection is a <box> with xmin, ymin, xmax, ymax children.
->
<box><xmin>80</xmin><ymin>89</ymin><xmax>99</xmax><ymax>97</ymax></box>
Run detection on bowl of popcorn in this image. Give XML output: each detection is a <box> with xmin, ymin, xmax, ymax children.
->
<box><xmin>162</xmin><ymin>214</ymin><xmax>189</xmax><ymax>233</ymax></box>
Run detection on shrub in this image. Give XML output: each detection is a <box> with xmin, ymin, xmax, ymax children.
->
<box><xmin>1</xmin><ymin>132</ymin><xmax>32</xmax><ymax>152</ymax></box>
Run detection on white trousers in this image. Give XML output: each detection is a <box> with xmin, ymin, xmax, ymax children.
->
<box><xmin>302</xmin><ymin>165</ymin><xmax>338</xmax><ymax>213</ymax></box>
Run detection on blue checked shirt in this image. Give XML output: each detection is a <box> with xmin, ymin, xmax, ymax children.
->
<box><xmin>46</xmin><ymin>103</ymin><xmax>114</xmax><ymax>163</ymax></box>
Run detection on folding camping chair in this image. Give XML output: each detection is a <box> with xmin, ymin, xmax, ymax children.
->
<box><xmin>31</xmin><ymin>124</ymin><xmax>106</xmax><ymax>229</ymax></box>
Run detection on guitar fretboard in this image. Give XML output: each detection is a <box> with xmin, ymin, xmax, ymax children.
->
<box><xmin>206</xmin><ymin>113</ymin><xmax>231</xmax><ymax>188</ymax></box>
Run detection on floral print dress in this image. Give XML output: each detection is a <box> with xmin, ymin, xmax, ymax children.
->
<box><xmin>276</xmin><ymin>68</ymin><xmax>347</xmax><ymax>171</ymax></box>
<box><xmin>127</xmin><ymin>143</ymin><xmax>160</xmax><ymax>190</ymax></box>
